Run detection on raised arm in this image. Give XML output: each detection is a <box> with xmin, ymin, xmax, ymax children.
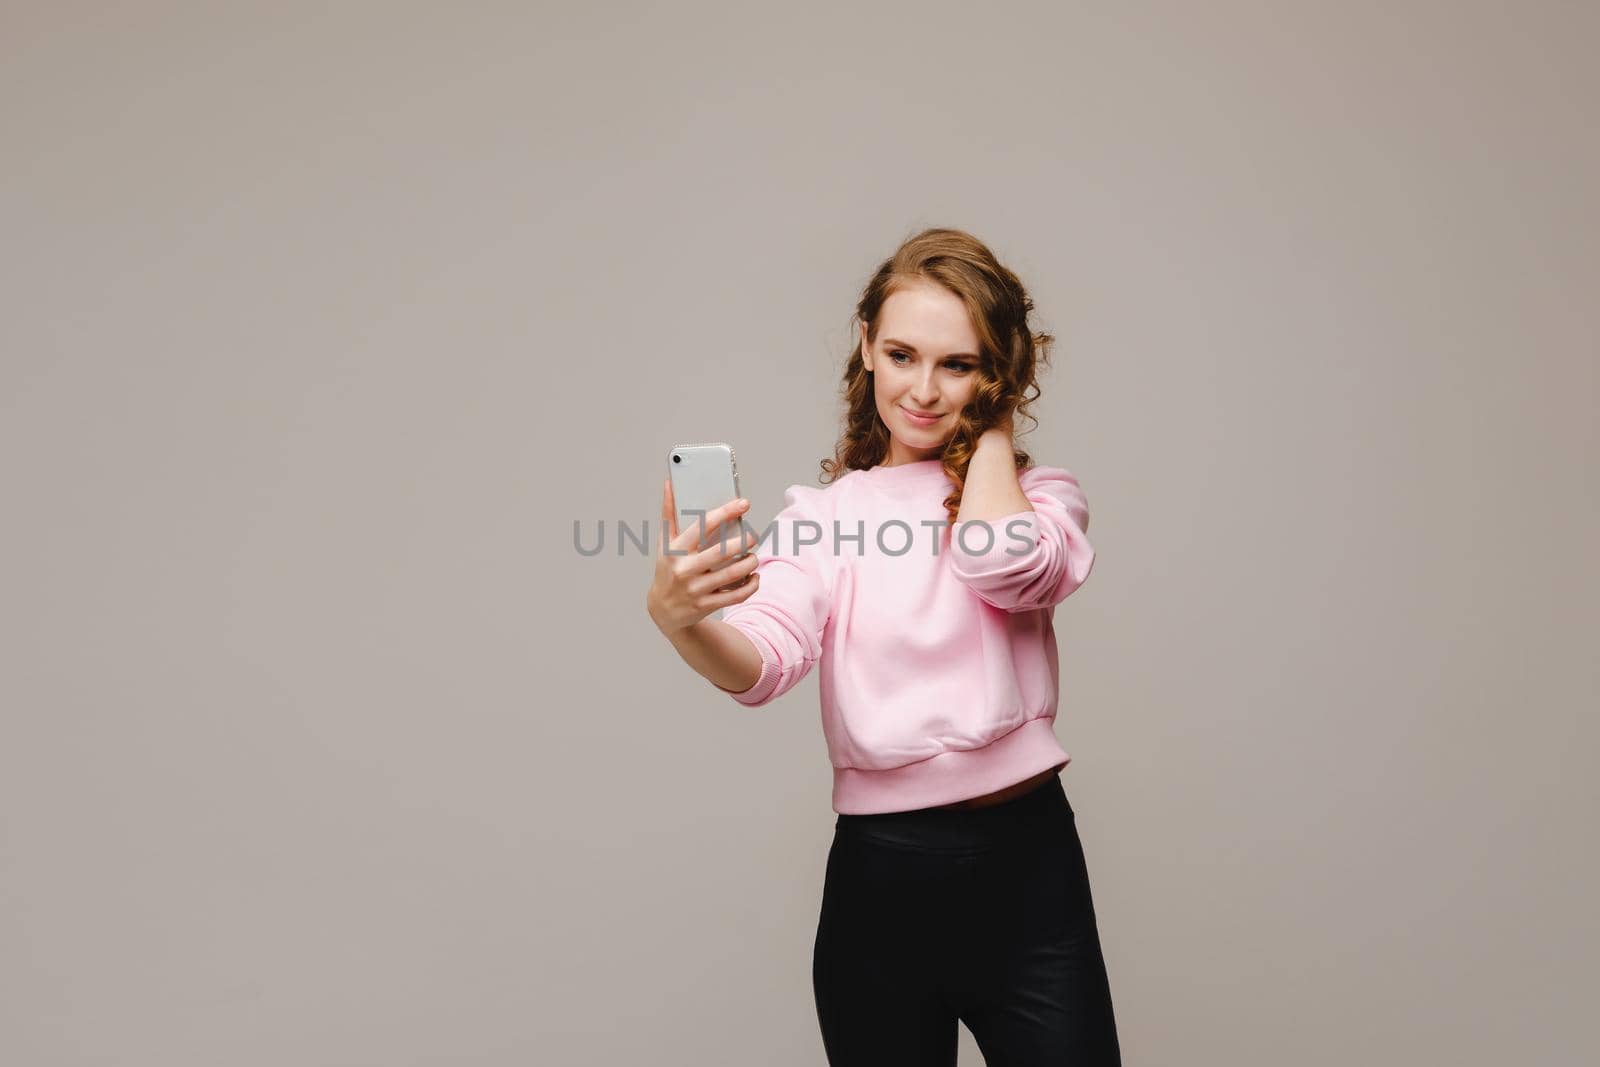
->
<box><xmin>948</xmin><ymin>464</ymin><xmax>1095</xmax><ymax>613</ymax></box>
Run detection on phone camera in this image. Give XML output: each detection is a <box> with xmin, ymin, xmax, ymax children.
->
<box><xmin>672</xmin><ymin>454</ymin><xmax>681</xmax><ymax>463</ymax></box>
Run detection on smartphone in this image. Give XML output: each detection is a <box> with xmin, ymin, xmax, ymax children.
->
<box><xmin>667</xmin><ymin>442</ymin><xmax>752</xmax><ymax>589</ymax></box>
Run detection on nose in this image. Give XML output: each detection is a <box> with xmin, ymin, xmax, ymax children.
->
<box><xmin>911</xmin><ymin>368</ymin><xmax>940</xmax><ymax>406</ymax></box>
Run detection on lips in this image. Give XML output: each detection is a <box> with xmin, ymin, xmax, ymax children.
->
<box><xmin>901</xmin><ymin>406</ymin><xmax>943</xmax><ymax>425</ymax></box>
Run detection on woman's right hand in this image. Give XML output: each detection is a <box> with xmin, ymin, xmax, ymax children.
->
<box><xmin>646</xmin><ymin>477</ymin><xmax>762</xmax><ymax>636</ymax></box>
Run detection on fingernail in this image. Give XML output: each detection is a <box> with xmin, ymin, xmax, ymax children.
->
<box><xmin>737</xmin><ymin>498</ymin><xmax>749</xmax><ymax>508</ymax></box>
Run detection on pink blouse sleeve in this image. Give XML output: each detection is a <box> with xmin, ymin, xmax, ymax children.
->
<box><xmin>713</xmin><ymin>484</ymin><xmax>836</xmax><ymax>706</ymax></box>
<box><xmin>947</xmin><ymin>465</ymin><xmax>1095</xmax><ymax>613</ymax></box>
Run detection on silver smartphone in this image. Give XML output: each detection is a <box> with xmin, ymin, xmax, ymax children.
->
<box><xmin>667</xmin><ymin>443</ymin><xmax>752</xmax><ymax>587</ymax></box>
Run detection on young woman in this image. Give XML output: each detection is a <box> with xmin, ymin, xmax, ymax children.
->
<box><xmin>646</xmin><ymin>228</ymin><xmax>1121</xmax><ymax>1065</ymax></box>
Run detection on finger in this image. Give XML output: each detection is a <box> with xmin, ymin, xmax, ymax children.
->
<box><xmin>659</xmin><ymin>479</ymin><xmax>673</xmax><ymax>551</ymax></box>
<box><xmin>692</xmin><ymin>530</ymin><xmax>760</xmax><ymax>577</ymax></box>
<box><xmin>692</xmin><ymin>511</ymin><xmax>758</xmax><ymax>564</ymax></box>
<box><xmin>701</xmin><ymin>570</ymin><xmax>760</xmax><ymax>610</ymax></box>
<box><xmin>695</xmin><ymin>518</ymin><xmax>757</xmax><ymax>565</ymax></box>
<box><xmin>695</xmin><ymin>559</ymin><xmax>759</xmax><ymax>602</ymax></box>
<box><xmin>670</xmin><ymin>495</ymin><xmax>748</xmax><ymax>554</ymax></box>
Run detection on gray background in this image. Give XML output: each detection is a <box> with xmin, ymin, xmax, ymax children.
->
<box><xmin>3</xmin><ymin>2</ymin><xmax>1595</xmax><ymax>1064</ymax></box>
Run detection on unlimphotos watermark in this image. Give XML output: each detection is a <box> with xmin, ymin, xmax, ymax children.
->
<box><xmin>574</xmin><ymin>513</ymin><xmax>1037</xmax><ymax>558</ymax></box>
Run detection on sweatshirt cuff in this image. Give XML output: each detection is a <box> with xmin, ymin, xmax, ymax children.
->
<box><xmin>714</xmin><ymin>655</ymin><xmax>784</xmax><ymax>706</ymax></box>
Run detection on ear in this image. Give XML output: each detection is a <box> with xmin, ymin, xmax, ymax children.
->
<box><xmin>859</xmin><ymin>320</ymin><xmax>872</xmax><ymax>372</ymax></box>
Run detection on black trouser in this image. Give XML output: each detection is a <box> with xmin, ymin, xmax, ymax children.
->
<box><xmin>812</xmin><ymin>773</ymin><xmax>1121</xmax><ymax>1065</ymax></box>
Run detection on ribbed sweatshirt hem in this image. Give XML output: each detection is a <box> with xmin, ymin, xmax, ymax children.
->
<box><xmin>830</xmin><ymin>716</ymin><xmax>1072</xmax><ymax>815</ymax></box>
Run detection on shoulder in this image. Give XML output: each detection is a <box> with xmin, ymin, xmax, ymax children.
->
<box><xmin>779</xmin><ymin>469</ymin><xmax>861</xmax><ymax>512</ymax></box>
<box><xmin>1018</xmin><ymin>464</ymin><xmax>1091</xmax><ymax>523</ymax></box>
<box><xmin>767</xmin><ymin>480</ymin><xmax>837</xmax><ymax>526</ymax></box>
<box><xmin>1019</xmin><ymin>464</ymin><xmax>1084</xmax><ymax>491</ymax></box>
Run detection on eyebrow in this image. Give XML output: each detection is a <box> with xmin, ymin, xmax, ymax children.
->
<box><xmin>880</xmin><ymin>338</ymin><xmax>979</xmax><ymax>361</ymax></box>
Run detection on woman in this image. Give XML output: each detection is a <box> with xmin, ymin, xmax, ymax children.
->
<box><xmin>646</xmin><ymin>228</ymin><xmax>1121</xmax><ymax>1065</ymax></box>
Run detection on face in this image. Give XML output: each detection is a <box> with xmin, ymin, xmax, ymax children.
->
<box><xmin>860</xmin><ymin>280</ymin><xmax>983</xmax><ymax>466</ymax></box>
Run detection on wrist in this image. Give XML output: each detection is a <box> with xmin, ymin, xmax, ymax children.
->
<box><xmin>975</xmin><ymin>426</ymin><xmax>1014</xmax><ymax>454</ymax></box>
<box><xmin>646</xmin><ymin>594</ymin><xmax>675</xmax><ymax>637</ymax></box>
<box><xmin>656</xmin><ymin>612</ymin><xmax>698</xmax><ymax>642</ymax></box>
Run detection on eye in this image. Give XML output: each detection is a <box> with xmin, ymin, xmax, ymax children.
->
<box><xmin>888</xmin><ymin>350</ymin><xmax>972</xmax><ymax>373</ymax></box>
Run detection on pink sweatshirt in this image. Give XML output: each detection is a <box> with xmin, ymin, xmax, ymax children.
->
<box><xmin>714</xmin><ymin>457</ymin><xmax>1095</xmax><ymax>814</ymax></box>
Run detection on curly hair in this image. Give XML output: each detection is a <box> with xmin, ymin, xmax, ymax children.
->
<box><xmin>818</xmin><ymin>227</ymin><xmax>1054</xmax><ymax>524</ymax></box>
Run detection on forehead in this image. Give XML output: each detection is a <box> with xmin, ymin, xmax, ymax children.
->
<box><xmin>876</xmin><ymin>281</ymin><xmax>980</xmax><ymax>352</ymax></box>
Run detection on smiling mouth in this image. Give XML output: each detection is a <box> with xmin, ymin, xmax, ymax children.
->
<box><xmin>901</xmin><ymin>406</ymin><xmax>943</xmax><ymax>421</ymax></box>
